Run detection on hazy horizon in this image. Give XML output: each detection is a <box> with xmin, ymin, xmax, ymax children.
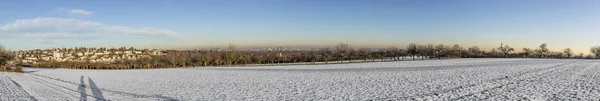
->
<box><xmin>1</xmin><ymin>0</ymin><xmax>599</xmax><ymax>54</ymax></box>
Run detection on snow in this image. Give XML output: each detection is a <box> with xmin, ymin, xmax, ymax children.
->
<box><xmin>1</xmin><ymin>58</ymin><xmax>600</xmax><ymax>100</ymax></box>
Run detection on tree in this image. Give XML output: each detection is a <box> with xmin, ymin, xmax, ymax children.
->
<box><xmin>320</xmin><ymin>47</ymin><xmax>333</xmax><ymax>64</ymax></box>
<box><xmin>373</xmin><ymin>49</ymin><xmax>386</xmax><ymax>61</ymax></box>
<box><xmin>166</xmin><ymin>51</ymin><xmax>181</xmax><ymax>67</ymax></box>
<box><xmin>15</xmin><ymin>42</ymin><xmax>592</xmax><ymax>70</ymax></box>
<box><xmin>227</xmin><ymin>43</ymin><xmax>236</xmax><ymax>52</ymax></box>
<box><xmin>591</xmin><ymin>46</ymin><xmax>600</xmax><ymax>58</ymax></box>
<box><xmin>467</xmin><ymin>46</ymin><xmax>482</xmax><ymax>58</ymax></box>
<box><xmin>417</xmin><ymin>45</ymin><xmax>427</xmax><ymax>60</ymax></box>
<box><xmin>387</xmin><ymin>47</ymin><xmax>399</xmax><ymax>61</ymax></box>
<box><xmin>309</xmin><ymin>51</ymin><xmax>321</xmax><ymax>64</ymax></box>
<box><xmin>522</xmin><ymin>48</ymin><xmax>533</xmax><ymax>58</ymax></box>
<box><xmin>250</xmin><ymin>54</ymin><xmax>263</xmax><ymax>64</ymax></box>
<box><xmin>448</xmin><ymin>44</ymin><xmax>463</xmax><ymax>58</ymax></box>
<box><xmin>435</xmin><ymin>44</ymin><xmax>447</xmax><ymax>59</ymax></box>
<box><xmin>0</xmin><ymin>44</ymin><xmax>16</xmax><ymax>69</ymax></box>
<box><xmin>202</xmin><ymin>52</ymin><xmax>213</xmax><ymax>66</ymax></box>
<box><xmin>397</xmin><ymin>48</ymin><xmax>408</xmax><ymax>60</ymax></box>
<box><xmin>563</xmin><ymin>48</ymin><xmax>573</xmax><ymax>58</ymax></box>
<box><xmin>424</xmin><ymin>44</ymin><xmax>435</xmax><ymax>59</ymax></box>
<box><xmin>335</xmin><ymin>43</ymin><xmax>352</xmax><ymax>63</ymax></box>
<box><xmin>488</xmin><ymin>49</ymin><xmax>500</xmax><ymax>58</ymax></box>
<box><xmin>358</xmin><ymin>48</ymin><xmax>371</xmax><ymax>62</ymax></box>
<box><xmin>407</xmin><ymin>43</ymin><xmax>419</xmax><ymax>60</ymax></box>
<box><xmin>537</xmin><ymin>43</ymin><xmax>549</xmax><ymax>58</ymax></box>
<box><xmin>0</xmin><ymin>47</ymin><xmax>6</xmax><ymax>69</ymax></box>
<box><xmin>348</xmin><ymin>48</ymin><xmax>358</xmax><ymax>62</ymax></box>
<box><xmin>498</xmin><ymin>44</ymin><xmax>514</xmax><ymax>58</ymax></box>
<box><xmin>223</xmin><ymin>51</ymin><xmax>237</xmax><ymax>66</ymax></box>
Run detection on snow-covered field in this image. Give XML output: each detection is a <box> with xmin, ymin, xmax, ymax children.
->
<box><xmin>1</xmin><ymin>58</ymin><xmax>600</xmax><ymax>100</ymax></box>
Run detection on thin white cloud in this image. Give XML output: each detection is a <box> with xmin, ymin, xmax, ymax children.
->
<box><xmin>59</xmin><ymin>8</ymin><xmax>93</xmax><ymax>16</ymax></box>
<box><xmin>0</xmin><ymin>17</ymin><xmax>178</xmax><ymax>39</ymax></box>
<box><xmin>69</xmin><ymin>9</ymin><xmax>93</xmax><ymax>16</ymax></box>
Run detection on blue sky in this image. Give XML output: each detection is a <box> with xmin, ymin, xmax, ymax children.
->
<box><xmin>1</xmin><ymin>0</ymin><xmax>599</xmax><ymax>53</ymax></box>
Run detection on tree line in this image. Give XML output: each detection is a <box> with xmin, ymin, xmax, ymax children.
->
<box><xmin>2</xmin><ymin>43</ymin><xmax>600</xmax><ymax>70</ymax></box>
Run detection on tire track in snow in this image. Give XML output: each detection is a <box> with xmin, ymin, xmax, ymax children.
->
<box><xmin>25</xmin><ymin>74</ymin><xmax>81</xmax><ymax>98</ymax></box>
<box><xmin>376</xmin><ymin>62</ymin><xmax>576</xmax><ymax>100</ymax></box>
<box><xmin>546</xmin><ymin>62</ymin><xmax>600</xmax><ymax>100</ymax></box>
<box><xmin>7</xmin><ymin>76</ymin><xmax>38</xmax><ymax>101</ymax></box>
<box><xmin>27</xmin><ymin>73</ymin><xmax>178</xmax><ymax>100</ymax></box>
<box><xmin>0</xmin><ymin>74</ymin><xmax>37</xmax><ymax>101</ymax></box>
<box><xmin>25</xmin><ymin>74</ymin><xmax>100</xmax><ymax>100</ymax></box>
<box><xmin>450</xmin><ymin>61</ymin><xmax>587</xmax><ymax>100</ymax></box>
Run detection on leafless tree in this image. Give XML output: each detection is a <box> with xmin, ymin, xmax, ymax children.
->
<box><xmin>358</xmin><ymin>48</ymin><xmax>371</xmax><ymax>62</ymax></box>
<box><xmin>537</xmin><ymin>43</ymin><xmax>549</xmax><ymax>58</ymax></box>
<box><xmin>407</xmin><ymin>43</ymin><xmax>419</xmax><ymax>60</ymax></box>
<box><xmin>467</xmin><ymin>46</ymin><xmax>482</xmax><ymax>58</ymax></box>
<box><xmin>449</xmin><ymin>44</ymin><xmax>463</xmax><ymax>58</ymax></box>
<box><xmin>335</xmin><ymin>43</ymin><xmax>352</xmax><ymax>63</ymax></box>
<box><xmin>591</xmin><ymin>46</ymin><xmax>600</xmax><ymax>58</ymax></box>
<box><xmin>435</xmin><ymin>44</ymin><xmax>447</xmax><ymax>59</ymax></box>
<box><xmin>425</xmin><ymin>44</ymin><xmax>435</xmax><ymax>59</ymax></box>
<box><xmin>498</xmin><ymin>44</ymin><xmax>514</xmax><ymax>58</ymax></box>
<box><xmin>320</xmin><ymin>47</ymin><xmax>333</xmax><ymax>64</ymax></box>
<box><xmin>417</xmin><ymin>45</ymin><xmax>427</xmax><ymax>60</ymax></box>
<box><xmin>563</xmin><ymin>48</ymin><xmax>573</xmax><ymax>58</ymax></box>
<box><xmin>522</xmin><ymin>48</ymin><xmax>533</xmax><ymax>58</ymax></box>
<box><xmin>387</xmin><ymin>47</ymin><xmax>399</xmax><ymax>61</ymax></box>
<box><xmin>1</xmin><ymin>44</ymin><xmax>17</xmax><ymax>71</ymax></box>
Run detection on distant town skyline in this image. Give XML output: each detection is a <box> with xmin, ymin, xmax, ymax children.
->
<box><xmin>1</xmin><ymin>0</ymin><xmax>599</xmax><ymax>54</ymax></box>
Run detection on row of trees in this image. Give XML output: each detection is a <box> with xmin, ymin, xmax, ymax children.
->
<box><xmin>4</xmin><ymin>43</ymin><xmax>600</xmax><ymax>69</ymax></box>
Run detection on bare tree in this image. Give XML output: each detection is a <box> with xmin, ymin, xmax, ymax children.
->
<box><xmin>358</xmin><ymin>48</ymin><xmax>371</xmax><ymax>62</ymax></box>
<box><xmin>591</xmin><ymin>46</ymin><xmax>600</xmax><ymax>58</ymax></box>
<box><xmin>417</xmin><ymin>45</ymin><xmax>427</xmax><ymax>60</ymax></box>
<box><xmin>522</xmin><ymin>48</ymin><xmax>533</xmax><ymax>58</ymax></box>
<box><xmin>1</xmin><ymin>44</ymin><xmax>16</xmax><ymax>70</ymax></box>
<box><xmin>335</xmin><ymin>43</ymin><xmax>352</xmax><ymax>63</ymax></box>
<box><xmin>469</xmin><ymin>46</ymin><xmax>484</xmax><ymax>58</ymax></box>
<box><xmin>537</xmin><ymin>43</ymin><xmax>549</xmax><ymax>58</ymax></box>
<box><xmin>227</xmin><ymin>43</ymin><xmax>236</xmax><ymax>52</ymax></box>
<box><xmin>407</xmin><ymin>43</ymin><xmax>419</xmax><ymax>60</ymax></box>
<box><xmin>425</xmin><ymin>44</ymin><xmax>435</xmax><ymax>59</ymax></box>
<box><xmin>435</xmin><ymin>44</ymin><xmax>447</xmax><ymax>59</ymax></box>
<box><xmin>498</xmin><ymin>44</ymin><xmax>514</xmax><ymax>58</ymax></box>
<box><xmin>309</xmin><ymin>51</ymin><xmax>321</xmax><ymax>64</ymax></box>
<box><xmin>0</xmin><ymin>44</ymin><xmax>8</xmax><ymax>67</ymax></box>
<box><xmin>375</xmin><ymin>49</ymin><xmax>386</xmax><ymax>61</ymax></box>
<box><xmin>563</xmin><ymin>48</ymin><xmax>573</xmax><ymax>58</ymax></box>
<box><xmin>397</xmin><ymin>48</ymin><xmax>408</xmax><ymax>60</ymax></box>
<box><xmin>489</xmin><ymin>48</ymin><xmax>500</xmax><ymax>57</ymax></box>
<box><xmin>320</xmin><ymin>47</ymin><xmax>333</xmax><ymax>64</ymax></box>
<box><xmin>449</xmin><ymin>44</ymin><xmax>463</xmax><ymax>58</ymax></box>
<box><xmin>387</xmin><ymin>47</ymin><xmax>399</xmax><ymax>61</ymax></box>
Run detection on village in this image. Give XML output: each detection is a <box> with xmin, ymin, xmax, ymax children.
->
<box><xmin>14</xmin><ymin>47</ymin><xmax>166</xmax><ymax>64</ymax></box>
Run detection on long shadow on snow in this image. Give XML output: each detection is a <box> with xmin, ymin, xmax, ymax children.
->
<box><xmin>88</xmin><ymin>77</ymin><xmax>105</xmax><ymax>100</ymax></box>
<box><xmin>203</xmin><ymin>60</ymin><xmax>562</xmax><ymax>72</ymax></box>
<box><xmin>78</xmin><ymin>76</ymin><xmax>87</xmax><ymax>101</ymax></box>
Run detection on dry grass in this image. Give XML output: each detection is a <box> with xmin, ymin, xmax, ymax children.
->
<box><xmin>1</xmin><ymin>66</ymin><xmax>25</xmax><ymax>73</ymax></box>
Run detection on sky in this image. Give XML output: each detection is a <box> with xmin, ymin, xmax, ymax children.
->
<box><xmin>1</xmin><ymin>0</ymin><xmax>599</xmax><ymax>53</ymax></box>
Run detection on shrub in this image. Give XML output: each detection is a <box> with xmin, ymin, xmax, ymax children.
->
<box><xmin>1</xmin><ymin>66</ymin><xmax>24</xmax><ymax>73</ymax></box>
